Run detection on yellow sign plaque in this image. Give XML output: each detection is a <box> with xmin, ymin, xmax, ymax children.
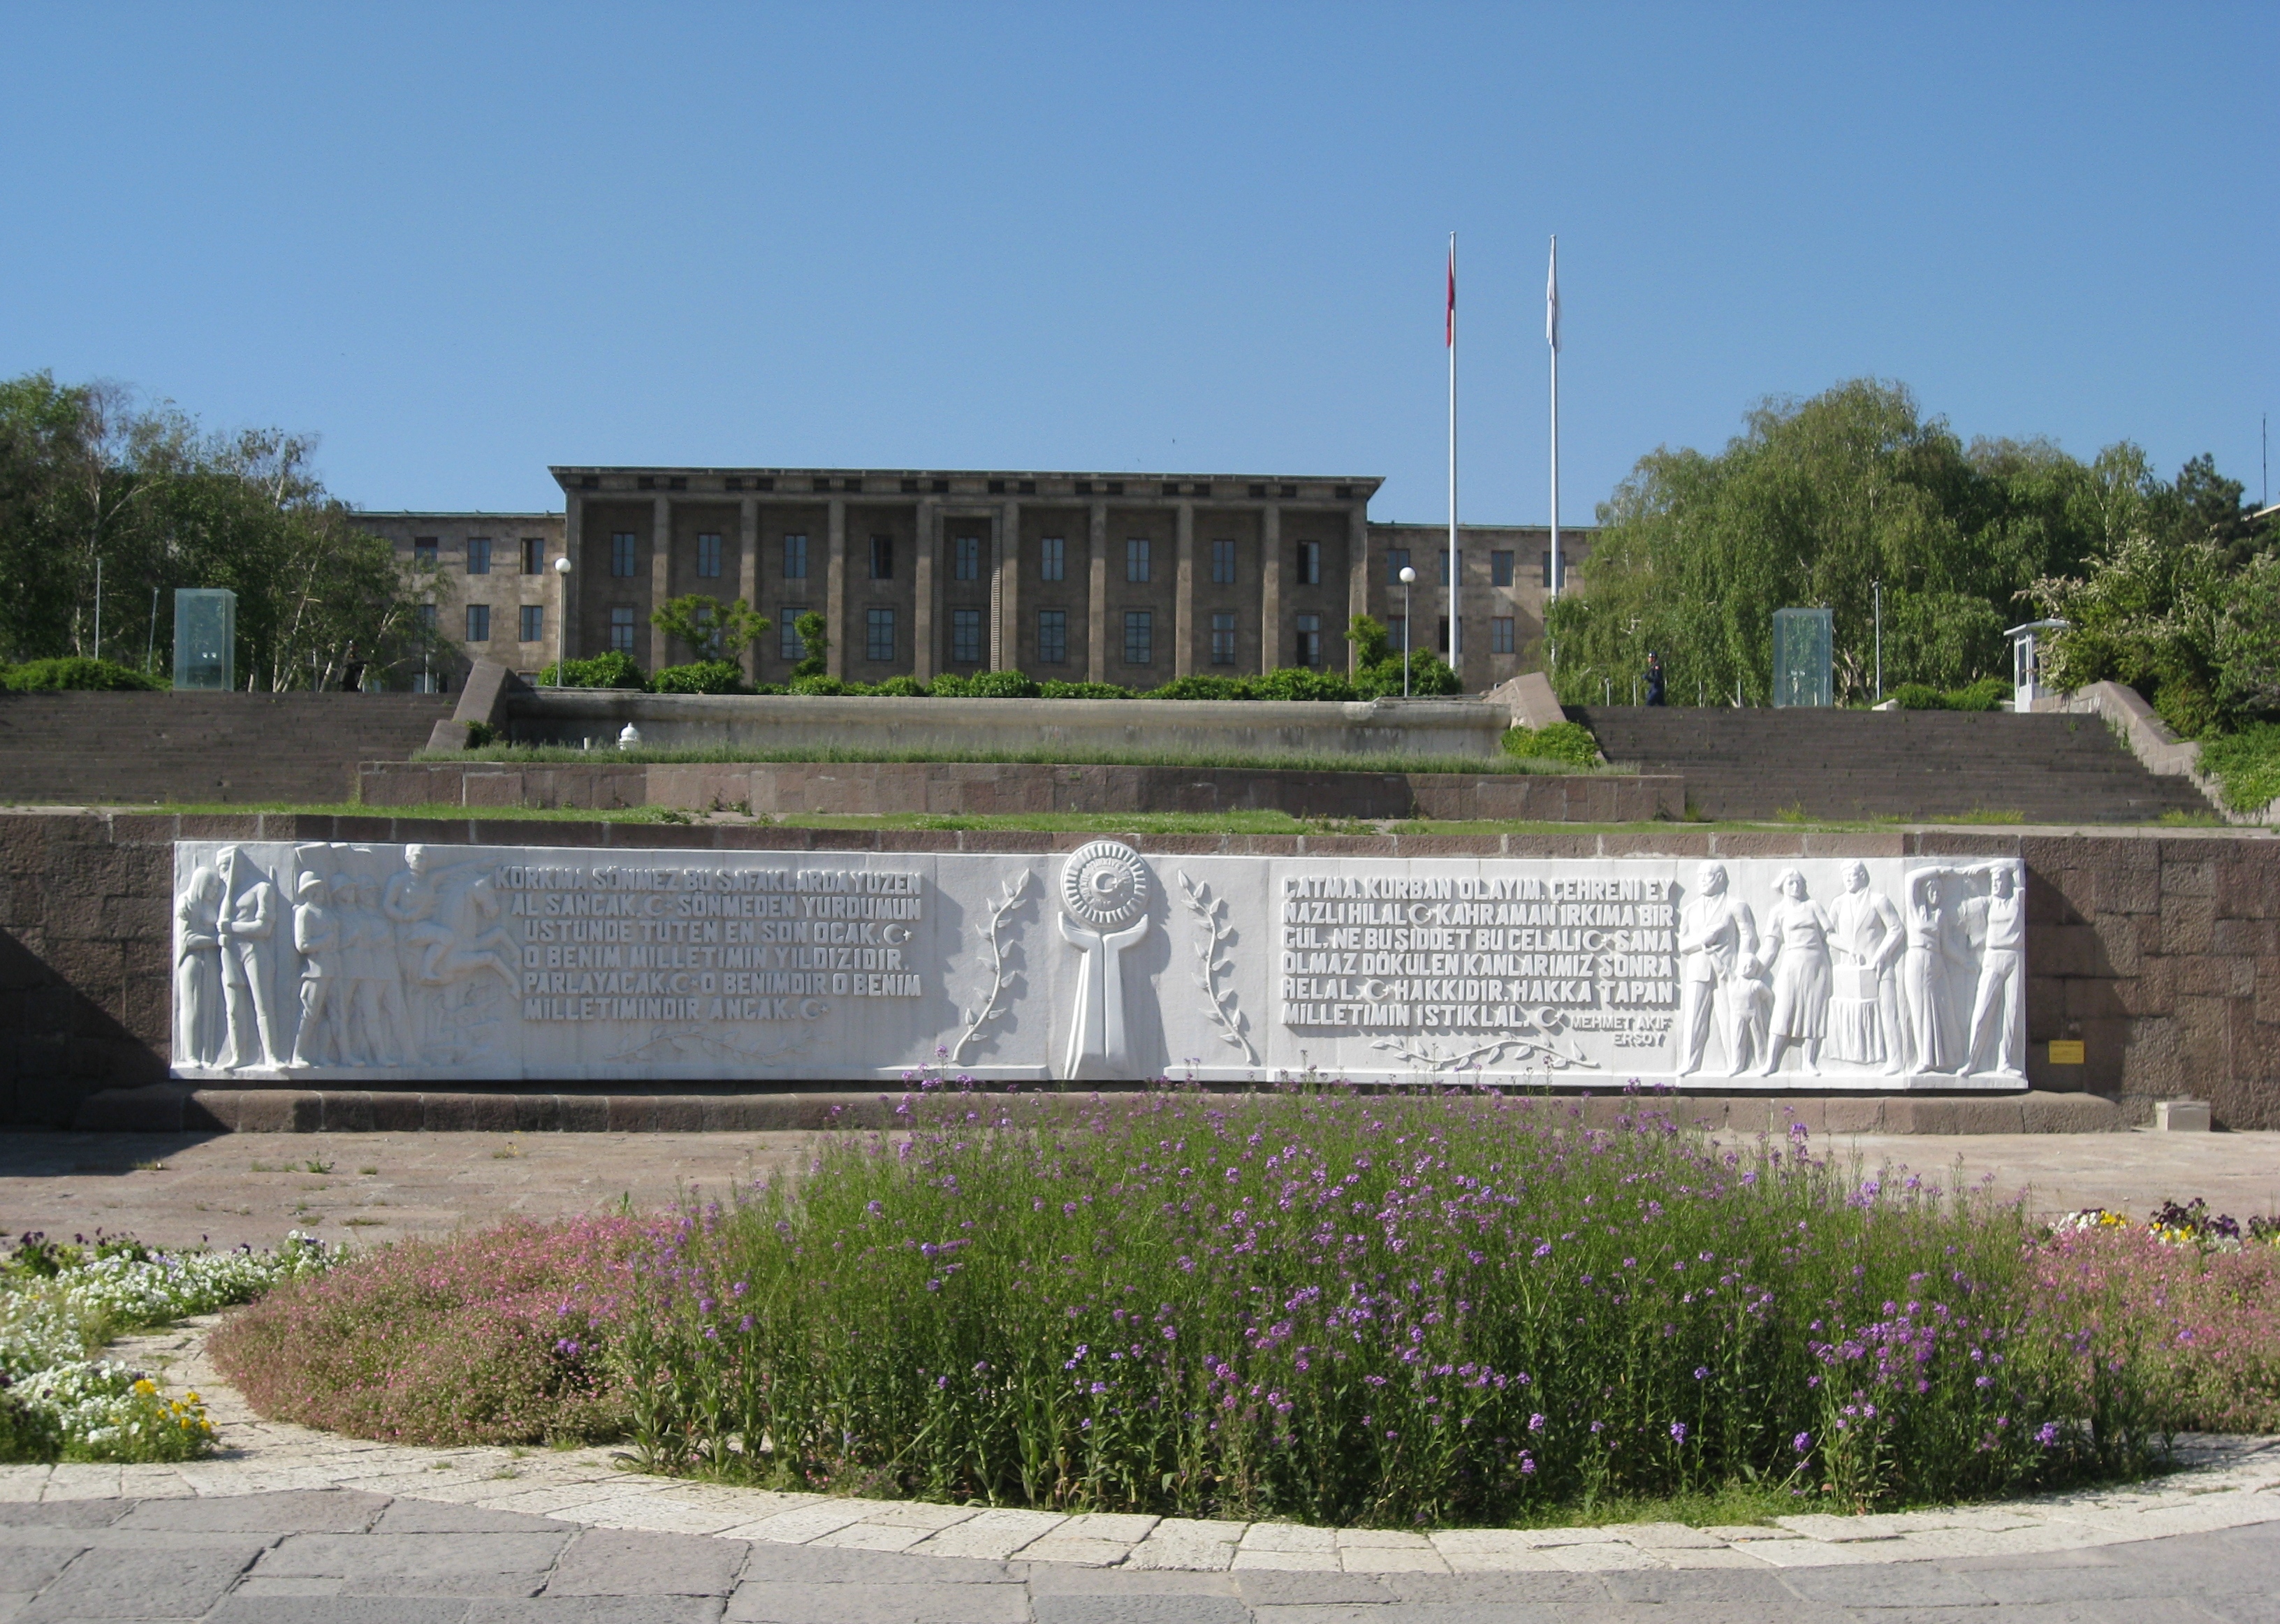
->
<box><xmin>2048</xmin><ymin>1040</ymin><xmax>2086</xmax><ymax>1066</ymax></box>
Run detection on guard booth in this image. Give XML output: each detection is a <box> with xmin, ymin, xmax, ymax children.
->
<box><xmin>2005</xmin><ymin>619</ymin><xmax>2068</xmax><ymax>712</ymax></box>
<box><xmin>1771</xmin><ymin>607</ymin><xmax>1833</xmax><ymax>708</ymax></box>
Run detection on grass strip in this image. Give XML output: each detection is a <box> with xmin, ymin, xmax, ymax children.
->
<box><xmin>416</xmin><ymin>742</ymin><xmax>1627</xmax><ymax>776</ymax></box>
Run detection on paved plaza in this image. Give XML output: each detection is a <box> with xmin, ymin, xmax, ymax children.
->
<box><xmin>2</xmin><ymin>1126</ymin><xmax>2277</xmax><ymax>1254</ymax></box>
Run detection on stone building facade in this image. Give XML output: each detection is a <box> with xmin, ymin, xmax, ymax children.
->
<box><xmin>362</xmin><ymin>471</ymin><xmax>1589</xmax><ymax>689</ymax></box>
<box><xmin>353</xmin><ymin>512</ymin><xmax>569</xmax><ymax>687</ymax></box>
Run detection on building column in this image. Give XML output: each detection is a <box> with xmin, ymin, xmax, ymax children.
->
<box><xmin>825</xmin><ymin>499</ymin><xmax>847</xmax><ymax>679</ymax></box>
<box><xmin>559</xmin><ymin>495</ymin><xmax>582</xmax><ymax>668</ymax></box>
<box><xmin>913</xmin><ymin>499</ymin><xmax>939</xmax><ymax>682</ymax></box>
<box><xmin>648</xmin><ymin>495</ymin><xmax>673</xmax><ymax>672</ymax></box>
<box><xmin>1259</xmin><ymin>504</ymin><xmax>1282</xmax><ymax>675</ymax></box>
<box><xmin>1346</xmin><ymin>503</ymin><xmax>1370</xmax><ymax>678</ymax></box>
<box><xmin>738</xmin><ymin>495</ymin><xmax>760</xmax><ymax>682</ymax></box>
<box><xmin>1174</xmin><ymin>500</ymin><xmax>1196</xmax><ymax>678</ymax></box>
<box><xmin>1086</xmin><ymin>501</ymin><xmax>1108</xmax><ymax>684</ymax></box>
<box><xmin>993</xmin><ymin>500</ymin><xmax>1019</xmax><ymax>671</ymax></box>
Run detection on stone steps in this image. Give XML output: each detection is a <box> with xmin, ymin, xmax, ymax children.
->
<box><xmin>1576</xmin><ymin>707</ymin><xmax>2214</xmax><ymax>823</ymax></box>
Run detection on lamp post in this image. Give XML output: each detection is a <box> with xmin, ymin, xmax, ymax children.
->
<box><xmin>1872</xmin><ymin>578</ymin><xmax>1883</xmax><ymax>703</ymax></box>
<box><xmin>1398</xmin><ymin>565</ymin><xmax>1417</xmax><ymax>697</ymax></box>
<box><xmin>553</xmin><ymin>553</ymin><xmax>573</xmax><ymax>678</ymax></box>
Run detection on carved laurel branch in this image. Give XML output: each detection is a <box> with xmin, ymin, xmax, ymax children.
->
<box><xmin>1176</xmin><ymin>870</ymin><xmax>1257</xmax><ymax>1065</ymax></box>
<box><xmin>950</xmin><ymin>869</ymin><xmax>1033</xmax><ymax>1066</ymax></box>
<box><xmin>1369</xmin><ymin>1025</ymin><xmax>1587</xmax><ymax>1076</ymax></box>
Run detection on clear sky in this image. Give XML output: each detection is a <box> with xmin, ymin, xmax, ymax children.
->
<box><xmin>2</xmin><ymin>3</ymin><xmax>2272</xmax><ymax>524</ymax></box>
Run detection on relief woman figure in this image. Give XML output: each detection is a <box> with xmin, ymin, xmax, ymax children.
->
<box><xmin>1901</xmin><ymin>868</ymin><xmax>1961</xmax><ymax>1073</ymax></box>
<box><xmin>174</xmin><ymin>865</ymin><xmax>226</xmax><ymax>1067</ymax></box>
<box><xmin>1758</xmin><ymin>868</ymin><xmax>1834</xmax><ymax>1076</ymax></box>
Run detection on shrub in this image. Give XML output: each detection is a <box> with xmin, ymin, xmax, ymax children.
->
<box><xmin>2197</xmin><ymin>725</ymin><xmax>2280</xmax><ymax>813</ymax></box>
<box><xmin>462</xmin><ymin>720</ymin><xmax>499</xmax><ymax>749</ymax></box>
<box><xmin>649</xmin><ymin>660</ymin><xmax>749</xmax><ymax>695</ymax></box>
<box><xmin>1148</xmin><ymin>675</ymin><xmax>1255</xmax><ymax>701</ymax></box>
<box><xmin>539</xmin><ymin>652</ymin><xmax>645</xmax><ymax>689</ymax></box>
<box><xmin>870</xmin><ymin>675</ymin><xmax>928</xmax><ymax>697</ymax></box>
<box><xmin>789</xmin><ymin>675</ymin><xmax>852</xmax><ymax>696</ymax></box>
<box><xmin>1889</xmin><ymin>682</ymin><xmax>1948</xmax><ymax>710</ymax></box>
<box><xmin>1503</xmin><ymin>721</ymin><xmax>1600</xmax><ymax>768</ymax></box>
<box><xmin>598</xmin><ymin>1085</ymin><xmax>2140</xmax><ymax>1521</ymax></box>
<box><xmin>790</xmin><ymin>612</ymin><xmax>830</xmax><ymax>679</ymax></box>
<box><xmin>1251</xmin><ymin>666</ymin><xmax>1357</xmax><ymax>702</ymax></box>
<box><xmin>1889</xmin><ymin>677</ymin><xmax>2008</xmax><ymax>712</ymax></box>
<box><xmin>1354</xmin><ymin>652</ymin><xmax>1461</xmax><ymax>699</ymax></box>
<box><xmin>209</xmin><ymin>1218</ymin><xmax>643</xmax><ymax>1447</ymax></box>
<box><xmin>1</xmin><ymin>657</ymin><xmax>164</xmax><ymax>692</ymax></box>
<box><xmin>1039</xmin><ymin>680</ymin><xmax>1132</xmax><ymax>699</ymax></box>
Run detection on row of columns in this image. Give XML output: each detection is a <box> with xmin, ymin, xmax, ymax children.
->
<box><xmin>569</xmin><ymin>495</ymin><xmax>1373</xmax><ymax>681</ymax></box>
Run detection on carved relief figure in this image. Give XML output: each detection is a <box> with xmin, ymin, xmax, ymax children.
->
<box><xmin>386</xmin><ymin>844</ymin><xmax>518</xmax><ymax>990</ymax></box>
<box><xmin>1758</xmin><ymin>869</ymin><xmax>1834</xmax><ymax>1076</ymax></box>
<box><xmin>1827</xmin><ymin>861</ymin><xmax>1905</xmax><ymax>1069</ymax></box>
<box><xmin>1957</xmin><ymin>864</ymin><xmax>2026</xmax><ymax>1075</ymax></box>
<box><xmin>1675</xmin><ymin>862</ymin><xmax>1759</xmax><ymax>1076</ymax></box>
<box><xmin>216</xmin><ymin>847</ymin><xmax>283</xmax><ymax>1069</ymax></box>
<box><xmin>1901</xmin><ymin>868</ymin><xmax>1965</xmax><ymax>1072</ymax></box>
<box><xmin>358</xmin><ymin>879</ymin><xmax>414</xmax><ymax>1065</ymax></box>
<box><xmin>288</xmin><ymin>870</ymin><xmax>340</xmax><ymax>1068</ymax></box>
<box><xmin>1056</xmin><ymin>840</ymin><xmax>1153</xmax><ymax>1081</ymax></box>
<box><xmin>173</xmin><ymin>865</ymin><xmax>226</xmax><ymax>1067</ymax></box>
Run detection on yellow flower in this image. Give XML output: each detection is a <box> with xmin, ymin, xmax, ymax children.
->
<box><xmin>131</xmin><ymin>1379</ymin><xmax>157</xmax><ymax>1395</ymax></box>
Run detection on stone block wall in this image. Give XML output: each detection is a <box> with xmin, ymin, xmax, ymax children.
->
<box><xmin>3</xmin><ymin>811</ymin><xmax>2276</xmax><ymax>1128</ymax></box>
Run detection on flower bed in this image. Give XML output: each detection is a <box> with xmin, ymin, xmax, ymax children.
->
<box><xmin>210</xmin><ymin>1217</ymin><xmax>645</xmax><ymax>1447</ymax></box>
<box><xmin>203</xmin><ymin>1084</ymin><xmax>2280</xmax><ymax>1525</ymax></box>
<box><xmin>0</xmin><ymin>1232</ymin><xmax>335</xmax><ymax>1462</ymax></box>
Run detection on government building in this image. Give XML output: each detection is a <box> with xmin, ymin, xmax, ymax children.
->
<box><xmin>356</xmin><ymin>466</ymin><xmax>1590</xmax><ymax>691</ymax></box>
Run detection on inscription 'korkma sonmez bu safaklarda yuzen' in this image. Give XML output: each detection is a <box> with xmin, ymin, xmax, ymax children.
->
<box><xmin>170</xmin><ymin>841</ymin><xmax>2026</xmax><ymax>1089</ymax></box>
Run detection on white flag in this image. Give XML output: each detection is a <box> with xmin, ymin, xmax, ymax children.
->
<box><xmin>1546</xmin><ymin>237</ymin><xmax>1560</xmax><ymax>352</ymax></box>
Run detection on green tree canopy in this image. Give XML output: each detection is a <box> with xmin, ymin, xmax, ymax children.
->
<box><xmin>1539</xmin><ymin>379</ymin><xmax>2255</xmax><ymax>709</ymax></box>
<box><xmin>0</xmin><ymin>372</ymin><xmax>448</xmax><ymax>688</ymax></box>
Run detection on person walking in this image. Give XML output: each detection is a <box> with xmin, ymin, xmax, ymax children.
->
<box><xmin>1644</xmin><ymin>650</ymin><xmax>1667</xmax><ymax>706</ymax></box>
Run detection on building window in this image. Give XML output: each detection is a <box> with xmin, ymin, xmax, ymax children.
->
<box><xmin>783</xmin><ymin>534</ymin><xmax>809</xmax><ymax>578</ymax></box>
<box><xmin>520</xmin><ymin>605</ymin><xmax>544</xmax><ymax>643</ymax></box>
<box><xmin>467</xmin><ymin>537</ymin><xmax>492</xmax><ymax>576</ymax></box>
<box><xmin>951</xmin><ymin>608</ymin><xmax>983</xmax><ymax>664</ymax></box>
<box><xmin>1211</xmin><ymin>539</ymin><xmax>1236</xmax><ymax>584</ymax></box>
<box><xmin>1039</xmin><ymin>536</ymin><xmax>1065</xmax><ymax>582</ymax></box>
<box><xmin>1387</xmin><ymin>615</ymin><xmax>1407</xmax><ymax>653</ymax></box>
<box><xmin>1440</xmin><ymin>551</ymin><xmax>1453</xmax><ymax>586</ymax></box>
<box><xmin>1037</xmin><ymin>609</ymin><xmax>1067</xmax><ymax>665</ymax></box>
<box><xmin>696</xmin><ymin>533</ymin><xmax>722</xmax><ymax>578</ymax></box>
<box><xmin>953</xmin><ymin>535</ymin><xmax>981</xmax><ymax>581</ymax></box>
<box><xmin>778</xmin><ymin>608</ymin><xmax>807</xmax><ymax>660</ymax></box>
<box><xmin>1210</xmin><ymin>612</ymin><xmax>1236</xmax><ymax>665</ymax></box>
<box><xmin>611</xmin><ymin>608</ymin><xmax>636</xmax><ymax>654</ymax></box>
<box><xmin>1437</xmin><ymin>615</ymin><xmax>1451</xmax><ymax>653</ymax></box>
<box><xmin>521</xmin><ymin>538</ymin><xmax>544</xmax><ymax>575</ymax></box>
<box><xmin>1540</xmin><ymin>551</ymin><xmax>1567</xmax><ymax>590</ymax></box>
<box><xmin>465</xmin><ymin>603</ymin><xmax>490</xmax><ymax>643</ymax></box>
<box><xmin>1491</xmin><ymin>616</ymin><xmax>1514</xmax><ymax>654</ymax></box>
<box><xmin>1296</xmin><ymin>541</ymin><xmax>1321</xmax><ymax>586</ymax></box>
<box><xmin>416</xmin><ymin>603</ymin><xmax>438</xmax><ymax>632</ymax></box>
<box><xmin>1386</xmin><ymin>547</ymin><xmax>1410</xmax><ymax>584</ymax></box>
<box><xmin>1126</xmin><ymin>538</ymin><xmax>1150</xmax><ymax>583</ymax></box>
<box><xmin>869</xmin><ymin>536</ymin><xmax>894</xmax><ymax>580</ymax></box>
<box><xmin>866</xmin><ymin>606</ymin><xmax>896</xmax><ymax>662</ymax></box>
<box><xmin>611</xmin><ymin>533</ymin><xmax>637</xmax><ymax>577</ymax></box>
<box><xmin>1296</xmin><ymin>613</ymin><xmax>1322</xmax><ymax>668</ymax></box>
<box><xmin>414</xmin><ymin>536</ymin><xmax>438</xmax><ymax>566</ymax></box>
<box><xmin>1491</xmin><ymin>550</ymin><xmax>1514</xmax><ymax>587</ymax></box>
<box><xmin>1123</xmin><ymin>609</ymin><xmax>1153</xmax><ymax>666</ymax></box>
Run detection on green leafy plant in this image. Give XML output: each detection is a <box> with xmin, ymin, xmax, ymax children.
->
<box><xmin>648</xmin><ymin>659</ymin><xmax>748</xmax><ymax>695</ymax></box>
<box><xmin>790</xmin><ymin>611</ymin><xmax>829</xmax><ymax>679</ymax></box>
<box><xmin>537</xmin><ymin>651</ymin><xmax>645</xmax><ymax>689</ymax></box>
<box><xmin>650</xmin><ymin>594</ymin><xmax>767</xmax><ymax>663</ymax></box>
<box><xmin>1147</xmin><ymin>674</ymin><xmax>1255</xmax><ymax>701</ymax></box>
<box><xmin>462</xmin><ymin>720</ymin><xmax>499</xmax><ymax>748</ymax></box>
<box><xmin>1502</xmin><ymin>721</ymin><xmax>1600</xmax><ymax>767</ymax></box>
<box><xmin>1037</xmin><ymin>680</ymin><xmax>1133</xmax><ymax>698</ymax></box>
<box><xmin>1</xmin><ymin>657</ymin><xmax>165</xmax><ymax>692</ymax></box>
<box><xmin>1251</xmin><ymin>666</ymin><xmax>1357</xmax><ymax>701</ymax></box>
<box><xmin>932</xmin><ymin>669</ymin><xmax>1043</xmax><ymax>698</ymax></box>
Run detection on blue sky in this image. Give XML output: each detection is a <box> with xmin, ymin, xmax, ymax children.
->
<box><xmin>1</xmin><ymin>3</ymin><xmax>2272</xmax><ymax>523</ymax></box>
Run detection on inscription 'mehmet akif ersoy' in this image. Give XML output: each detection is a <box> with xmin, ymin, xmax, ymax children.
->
<box><xmin>171</xmin><ymin>841</ymin><xmax>2026</xmax><ymax>1089</ymax></box>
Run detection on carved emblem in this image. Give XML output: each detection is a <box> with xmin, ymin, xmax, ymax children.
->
<box><xmin>1060</xmin><ymin>840</ymin><xmax>1149</xmax><ymax>932</ymax></box>
<box><xmin>1055</xmin><ymin>841</ymin><xmax>1154</xmax><ymax>1081</ymax></box>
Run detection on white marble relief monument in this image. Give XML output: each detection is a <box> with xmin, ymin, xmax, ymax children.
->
<box><xmin>170</xmin><ymin>842</ymin><xmax>2029</xmax><ymax>1090</ymax></box>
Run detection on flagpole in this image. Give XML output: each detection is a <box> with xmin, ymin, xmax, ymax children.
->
<box><xmin>1447</xmin><ymin>231</ymin><xmax>1459</xmax><ymax>682</ymax></box>
<box><xmin>1547</xmin><ymin>235</ymin><xmax>1561</xmax><ymax>610</ymax></box>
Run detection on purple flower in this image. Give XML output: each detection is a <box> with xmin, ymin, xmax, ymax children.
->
<box><xmin>1792</xmin><ymin>1431</ymin><xmax>1811</xmax><ymax>1454</ymax></box>
<box><xmin>1670</xmin><ymin>1421</ymin><xmax>1688</xmax><ymax>1442</ymax></box>
<box><xmin>2035</xmin><ymin>1421</ymin><xmax>2061</xmax><ymax>1447</ymax></box>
